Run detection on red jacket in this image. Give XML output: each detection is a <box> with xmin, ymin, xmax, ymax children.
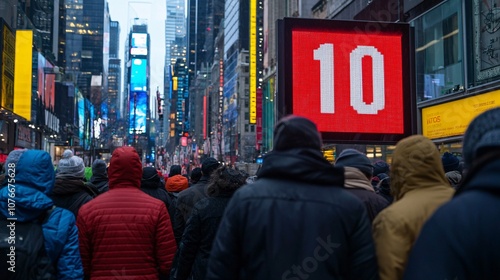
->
<box><xmin>77</xmin><ymin>147</ymin><xmax>176</xmax><ymax>279</ymax></box>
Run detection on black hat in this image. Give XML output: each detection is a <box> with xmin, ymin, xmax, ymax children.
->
<box><xmin>202</xmin><ymin>157</ymin><xmax>220</xmax><ymax>176</ymax></box>
<box><xmin>335</xmin><ymin>149</ymin><xmax>373</xmax><ymax>177</ymax></box>
<box><xmin>441</xmin><ymin>152</ymin><xmax>460</xmax><ymax>173</ymax></box>
<box><xmin>169</xmin><ymin>165</ymin><xmax>182</xmax><ymax>177</ymax></box>
<box><xmin>273</xmin><ymin>115</ymin><xmax>322</xmax><ymax>151</ymax></box>
<box><xmin>142</xmin><ymin>167</ymin><xmax>160</xmax><ymax>182</ymax></box>
<box><xmin>372</xmin><ymin>160</ymin><xmax>390</xmax><ymax>176</ymax></box>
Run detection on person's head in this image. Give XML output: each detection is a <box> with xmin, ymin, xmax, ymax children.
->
<box><xmin>5</xmin><ymin>149</ymin><xmax>54</xmax><ymax>196</ymax></box>
<box><xmin>441</xmin><ymin>152</ymin><xmax>460</xmax><ymax>173</ymax></box>
<box><xmin>372</xmin><ymin>160</ymin><xmax>390</xmax><ymax>176</ymax></box>
<box><xmin>201</xmin><ymin>157</ymin><xmax>220</xmax><ymax>177</ymax></box>
<box><xmin>462</xmin><ymin>107</ymin><xmax>500</xmax><ymax>169</ymax></box>
<box><xmin>57</xmin><ymin>149</ymin><xmax>85</xmax><ymax>179</ymax></box>
<box><xmin>108</xmin><ymin>146</ymin><xmax>142</xmax><ymax>189</ymax></box>
<box><xmin>141</xmin><ymin>166</ymin><xmax>161</xmax><ymax>189</ymax></box>
<box><xmin>190</xmin><ymin>167</ymin><xmax>202</xmax><ymax>184</ymax></box>
<box><xmin>273</xmin><ymin>115</ymin><xmax>322</xmax><ymax>151</ymax></box>
<box><xmin>168</xmin><ymin>165</ymin><xmax>182</xmax><ymax>177</ymax></box>
<box><xmin>391</xmin><ymin>135</ymin><xmax>448</xmax><ymax>200</ymax></box>
<box><xmin>207</xmin><ymin>166</ymin><xmax>247</xmax><ymax>197</ymax></box>
<box><xmin>91</xmin><ymin>159</ymin><xmax>108</xmax><ymax>179</ymax></box>
<box><xmin>335</xmin><ymin>149</ymin><xmax>373</xmax><ymax>180</ymax></box>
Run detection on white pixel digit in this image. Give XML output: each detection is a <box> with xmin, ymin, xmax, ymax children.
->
<box><xmin>314</xmin><ymin>43</ymin><xmax>334</xmax><ymax>114</ymax></box>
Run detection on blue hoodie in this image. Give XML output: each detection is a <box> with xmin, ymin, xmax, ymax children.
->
<box><xmin>0</xmin><ymin>150</ymin><xmax>83</xmax><ymax>279</ymax></box>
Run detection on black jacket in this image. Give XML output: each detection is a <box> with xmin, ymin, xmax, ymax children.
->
<box><xmin>171</xmin><ymin>196</ymin><xmax>231</xmax><ymax>280</ymax></box>
<box><xmin>206</xmin><ymin>148</ymin><xmax>378</xmax><ymax>280</ymax></box>
<box><xmin>404</xmin><ymin>157</ymin><xmax>500</xmax><ymax>279</ymax></box>
<box><xmin>140</xmin><ymin>179</ymin><xmax>175</xmax><ymax>220</ymax></box>
<box><xmin>50</xmin><ymin>178</ymin><xmax>98</xmax><ymax>217</ymax></box>
<box><xmin>173</xmin><ymin>176</ymin><xmax>210</xmax><ymax>245</ymax></box>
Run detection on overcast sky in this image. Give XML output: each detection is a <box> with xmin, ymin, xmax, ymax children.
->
<box><xmin>106</xmin><ymin>0</ymin><xmax>166</xmax><ymax>117</ymax></box>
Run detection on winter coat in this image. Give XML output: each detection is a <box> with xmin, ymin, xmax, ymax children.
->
<box><xmin>77</xmin><ymin>147</ymin><xmax>177</xmax><ymax>279</ymax></box>
<box><xmin>141</xmin><ymin>178</ymin><xmax>175</xmax><ymax>220</ymax></box>
<box><xmin>173</xmin><ymin>176</ymin><xmax>210</xmax><ymax>245</ymax></box>
<box><xmin>372</xmin><ymin>135</ymin><xmax>454</xmax><ymax>280</ymax></box>
<box><xmin>166</xmin><ymin>174</ymin><xmax>189</xmax><ymax>192</ymax></box>
<box><xmin>50</xmin><ymin>178</ymin><xmax>97</xmax><ymax>217</ymax></box>
<box><xmin>171</xmin><ymin>196</ymin><xmax>231</xmax><ymax>280</ymax></box>
<box><xmin>343</xmin><ymin>167</ymin><xmax>389</xmax><ymax>222</ymax></box>
<box><xmin>0</xmin><ymin>150</ymin><xmax>83</xmax><ymax>279</ymax></box>
<box><xmin>206</xmin><ymin>148</ymin><xmax>378</xmax><ymax>280</ymax></box>
<box><xmin>87</xmin><ymin>178</ymin><xmax>109</xmax><ymax>194</ymax></box>
<box><xmin>404</xmin><ymin>156</ymin><xmax>500</xmax><ymax>279</ymax></box>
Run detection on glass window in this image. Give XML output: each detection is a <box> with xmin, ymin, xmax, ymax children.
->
<box><xmin>413</xmin><ymin>0</ymin><xmax>464</xmax><ymax>102</ymax></box>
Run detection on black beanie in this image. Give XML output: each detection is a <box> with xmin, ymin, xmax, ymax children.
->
<box><xmin>335</xmin><ymin>149</ymin><xmax>373</xmax><ymax>177</ymax></box>
<box><xmin>441</xmin><ymin>152</ymin><xmax>460</xmax><ymax>173</ymax></box>
<box><xmin>142</xmin><ymin>167</ymin><xmax>160</xmax><ymax>182</ymax></box>
<box><xmin>169</xmin><ymin>165</ymin><xmax>182</xmax><ymax>177</ymax></box>
<box><xmin>202</xmin><ymin>157</ymin><xmax>220</xmax><ymax>176</ymax></box>
<box><xmin>273</xmin><ymin>115</ymin><xmax>322</xmax><ymax>151</ymax></box>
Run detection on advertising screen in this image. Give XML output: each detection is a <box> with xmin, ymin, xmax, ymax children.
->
<box><xmin>131</xmin><ymin>33</ymin><xmax>148</xmax><ymax>56</ymax></box>
<box><xmin>277</xmin><ymin>18</ymin><xmax>415</xmax><ymax>144</ymax></box>
<box><xmin>77</xmin><ymin>91</ymin><xmax>84</xmax><ymax>141</ymax></box>
<box><xmin>129</xmin><ymin>91</ymin><xmax>148</xmax><ymax>135</ymax></box>
<box><xmin>130</xmin><ymin>58</ymin><xmax>147</xmax><ymax>91</ymax></box>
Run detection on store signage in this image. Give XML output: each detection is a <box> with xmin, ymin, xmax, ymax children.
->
<box><xmin>277</xmin><ymin>18</ymin><xmax>415</xmax><ymax>144</ymax></box>
<box><xmin>422</xmin><ymin>90</ymin><xmax>500</xmax><ymax>139</ymax></box>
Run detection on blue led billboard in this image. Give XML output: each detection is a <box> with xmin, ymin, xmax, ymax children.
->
<box><xmin>131</xmin><ymin>58</ymin><xmax>147</xmax><ymax>91</ymax></box>
<box><xmin>129</xmin><ymin>91</ymin><xmax>148</xmax><ymax>135</ymax></box>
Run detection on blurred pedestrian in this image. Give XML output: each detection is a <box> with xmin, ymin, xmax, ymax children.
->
<box><xmin>372</xmin><ymin>135</ymin><xmax>454</xmax><ymax>280</ymax></box>
<box><xmin>190</xmin><ymin>167</ymin><xmax>202</xmax><ymax>185</ymax></box>
<box><xmin>51</xmin><ymin>149</ymin><xmax>98</xmax><ymax>217</ymax></box>
<box><xmin>166</xmin><ymin>165</ymin><xmax>189</xmax><ymax>195</ymax></box>
<box><xmin>375</xmin><ymin>173</ymin><xmax>392</xmax><ymax>204</ymax></box>
<box><xmin>441</xmin><ymin>151</ymin><xmax>462</xmax><ymax>189</ymax></box>
<box><xmin>86</xmin><ymin>159</ymin><xmax>109</xmax><ymax>194</ymax></box>
<box><xmin>141</xmin><ymin>166</ymin><xmax>175</xmax><ymax>220</ymax></box>
<box><xmin>335</xmin><ymin>149</ymin><xmax>389</xmax><ymax>222</ymax></box>
<box><xmin>77</xmin><ymin>147</ymin><xmax>176</xmax><ymax>279</ymax></box>
<box><xmin>404</xmin><ymin>107</ymin><xmax>500</xmax><ymax>279</ymax></box>
<box><xmin>173</xmin><ymin>157</ymin><xmax>220</xmax><ymax>245</ymax></box>
<box><xmin>206</xmin><ymin>115</ymin><xmax>377</xmax><ymax>279</ymax></box>
<box><xmin>171</xmin><ymin>166</ymin><xmax>247</xmax><ymax>280</ymax></box>
<box><xmin>0</xmin><ymin>149</ymin><xmax>83</xmax><ymax>279</ymax></box>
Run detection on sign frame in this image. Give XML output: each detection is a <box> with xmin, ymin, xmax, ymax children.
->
<box><xmin>277</xmin><ymin>17</ymin><xmax>416</xmax><ymax>144</ymax></box>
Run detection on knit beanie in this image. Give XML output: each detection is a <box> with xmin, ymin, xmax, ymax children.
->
<box><xmin>463</xmin><ymin>107</ymin><xmax>500</xmax><ymax>168</ymax></box>
<box><xmin>57</xmin><ymin>149</ymin><xmax>85</xmax><ymax>179</ymax></box>
<box><xmin>441</xmin><ymin>152</ymin><xmax>460</xmax><ymax>173</ymax></box>
<box><xmin>373</xmin><ymin>160</ymin><xmax>390</xmax><ymax>176</ymax></box>
<box><xmin>273</xmin><ymin>115</ymin><xmax>322</xmax><ymax>151</ymax></box>
<box><xmin>168</xmin><ymin>165</ymin><xmax>182</xmax><ymax>177</ymax></box>
<box><xmin>335</xmin><ymin>149</ymin><xmax>373</xmax><ymax>177</ymax></box>
<box><xmin>91</xmin><ymin>159</ymin><xmax>108</xmax><ymax>179</ymax></box>
<box><xmin>142</xmin><ymin>166</ymin><xmax>160</xmax><ymax>182</ymax></box>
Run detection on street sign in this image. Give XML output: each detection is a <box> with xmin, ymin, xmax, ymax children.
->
<box><xmin>277</xmin><ymin>18</ymin><xmax>416</xmax><ymax>144</ymax></box>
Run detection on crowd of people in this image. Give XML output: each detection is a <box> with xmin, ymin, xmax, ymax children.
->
<box><xmin>1</xmin><ymin>107</ymin><xmax>500</xmax><ymax>279</ymax></box>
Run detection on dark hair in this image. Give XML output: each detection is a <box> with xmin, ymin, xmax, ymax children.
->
<box><xmin>206</xmin><ymin>166</ymin><xmax>247</xmax><ymax>197</ymax></box>
<box><xmin>190</xmin><ymin>167</ymin><xmax>202</xmax><ymax>184</ymax></box>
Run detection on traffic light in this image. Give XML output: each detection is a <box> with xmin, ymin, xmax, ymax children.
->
<box><xmin>323</xmin><ymin>150</ymin><xmax>335</xmax><ymax>162</ymax></box>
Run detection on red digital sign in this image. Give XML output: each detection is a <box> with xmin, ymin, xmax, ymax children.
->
<box><xmin>278</xmin><ymin>18</ymin><xmax>415</xmax><ymax>144</ymax></box>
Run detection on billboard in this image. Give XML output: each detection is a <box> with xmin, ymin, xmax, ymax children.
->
<box><xmin>1</xmin><ymin>20</ymin><xmax>15</xmax><ymax>111</ymax></box>
<box><xmin>130</xmin><ymin>33</ymin><xmax>148</xmax><ymax>56</ymax></box>
<box><xmin>130</xmin><ymin>58</ymin><xmax>147</xmax><ymax>91</ymax></box>
<box><xmin>77</xmin><ymin>91</ymin><xmax>85</xmax><ymax>141</ymax></box>
<box><xmin>37</xmin><ymin>54</ymin><xmax>56</xmax><ymax>111</ymax></box>
<box><xmin>14</xmin><ymin>30</ymin><xmax>33</xmax><ymax>121</ymax></box>
<box><xmin>129</xmin><ymin>91</ymin><xmax>148</xmax><ymax>135</ymax></box>
<box><xmin>277</xmin><ymin>18</ymin><xmax>415</xmax><ymax>144</ymax></box>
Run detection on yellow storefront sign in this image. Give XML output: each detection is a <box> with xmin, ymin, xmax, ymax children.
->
<box><xmin>422</xmin><ymin>90</ymin><xmax>500</xmax><ymax>139</ymax></box>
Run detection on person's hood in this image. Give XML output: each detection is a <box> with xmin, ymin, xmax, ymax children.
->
<box><xmin>0</xmin><ymin>150</ymin><xmax>55</xmax><ymax>221</ymax></box>
<box><xmin>390</xmin><ymin>135</ymin><xmax>449</xmax><ymax>201</ymax></box>
<box><xmin>343</xmin><ymin>167</ymin><xmax>374</xmax><ymax>192</ymax></box>
<box><xmin>166</xmin><ymin>174</ymin><xmax>189</xmax><ymax>192</ymax></box>
<box><xmin>257</xmin><ymin>148</ymin><xmax>344</xmax><ymax>186</ymax></box>
<box><xmin>108</xmin><ymin>147</ymin><xmax>142</xmax><ymax>189</ymax></box>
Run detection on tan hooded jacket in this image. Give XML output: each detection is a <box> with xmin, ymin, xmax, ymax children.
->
<box><xmin>372</xmin><ymin>135</ymin><xmax>455</xmax><ymax>280</ymax></box>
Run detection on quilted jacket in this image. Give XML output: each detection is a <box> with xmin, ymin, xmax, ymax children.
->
<box><xmin>77</xmin><ymin>147</ymin><xmax>177</xmax><ymax>279</ymax></box>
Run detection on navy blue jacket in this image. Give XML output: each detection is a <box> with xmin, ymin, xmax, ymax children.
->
<box><xmin>206</xmin><ymin>148</ymin><xmax>378</xmax><ymax>280</ymax></box>
<box><xmin>0</xmin><ymin>150</ymin><xmax>84</xmax><ymax>279</ymax></box>
<box><xmin>404</xmin><ymin>157</ymin><xmax>500</xmax><ymax>279</ymax></box>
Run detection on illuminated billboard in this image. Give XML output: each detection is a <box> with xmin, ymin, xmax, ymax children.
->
<box><xmin>1</xmin><ymin>20</ymin><xmax>15</xmax><ymax>111</ymax></box>
<box><xmin>130</xmin><ymin>33</ymin><xmax>148</xmax><ymax>56</ymax></box>
<box><xmin>277</xmin><ymin>18</ymin><xmax>415</xmax><ymax>144</ymax></box>
<box><xmin>14</xmin><ymin>30</ymin><xmax>33</xmax><ymax>121</ymax></box>
<box><xmin>77</xmin><ymin>91</ymin><xmax>84</xmax><ymax>141</ymax></box>
<box><xmin>129</xmin><ymin>91</ymin><xmax>148</xmax><ymax>135</ymax></box>
<box><xmin>130</xmin><ymin>58</ymin><xmax>147</xmax><ymax>91</ymax></box>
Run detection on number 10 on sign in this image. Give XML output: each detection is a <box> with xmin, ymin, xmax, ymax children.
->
<box><xmin>314</xmin><ymin>43</ymin><xmax>385</xmax><ymax>115</ymax></box>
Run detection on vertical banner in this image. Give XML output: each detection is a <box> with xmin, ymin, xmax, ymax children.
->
<box><xmin>203</xmin><ymin>94</ymin><xmax>207</xmax><ymax>140</ymax></box>
<box><xmin>14</xmin><ymin>30</ymin><xmax>33</xmax><ymax>121</ymax></box>
<box><xmin>1</xmin><ymin>20</ymin><xmax>15</xmax><ymax>111</ymax></box>
<box><xmin>256</xmin><ymin>88</ymin><xmax>262</xmax><ymax>150</ymax></box>
<box><xmin>249</xmin><ymin>0</ymin><xmax>257</xmax><ymax>124</ymax></box>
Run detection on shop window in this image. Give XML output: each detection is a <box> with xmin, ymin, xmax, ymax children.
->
<box><xmin>413</xmin><ymin>0</ymin><xmax>464</xmax><ymax>102</ymax></box>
